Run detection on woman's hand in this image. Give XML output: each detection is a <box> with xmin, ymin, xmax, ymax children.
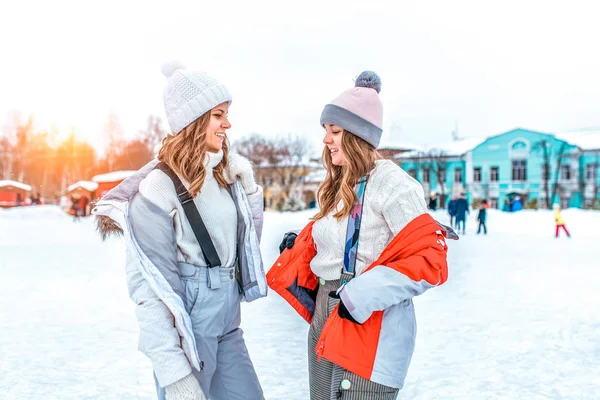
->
<box><xmin>328</xmin><ymin>291</ymin><xmax>361</xmax><ymax>324</ymax></box>
<box><xmin>227</xmin><ymin>153</ymin><xmax>258</xmax><ymax>195</ymax></box>
<box><xmin>165</xmin><ymin>373</ymin><xmax>206</xmax><ymax>400</ymax></box>
<box><xmin>279</xmin><ymin>231</ymin><xmax>298</xmax><ymax>254</ymax></box>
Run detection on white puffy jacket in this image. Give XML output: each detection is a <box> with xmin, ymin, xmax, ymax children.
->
<box><xmin>93</xmin><ymin>156</ymin><xmax>267</xmax><ymax>387</ymax></box>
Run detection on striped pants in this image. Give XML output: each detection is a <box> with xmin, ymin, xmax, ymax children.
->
<box><xmin>308</xmin><ymin>279</ymin><xmax>399</xmax><ymax>400</ymax></box>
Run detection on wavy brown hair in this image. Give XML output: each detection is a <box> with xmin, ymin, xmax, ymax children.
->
<box><xmin>313</xmin><ymin>131</ymin><xmax>381</xmax><ymax>221</ymax></box>
<box><xmin>158</xmin><ymin>112</ymin><xmax>229</xmax><ymax>197</ymax></box>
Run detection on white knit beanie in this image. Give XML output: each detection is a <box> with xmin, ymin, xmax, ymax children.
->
<box><xmin>161</xmin><ymin>61</ymin><xmax>232</xmax><ymax>134</ymax></box>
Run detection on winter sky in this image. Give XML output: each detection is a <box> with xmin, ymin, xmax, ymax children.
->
<box><xmin>1</xmin><ymin>0</ymin><xmax>599</xmax><ymax>154</ymax></box>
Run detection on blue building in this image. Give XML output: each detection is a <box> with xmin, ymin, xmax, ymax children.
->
<box><xmin>398</xmin><ymin>128</ymin><xmax>600</xmax><ymax>209</ymax></box>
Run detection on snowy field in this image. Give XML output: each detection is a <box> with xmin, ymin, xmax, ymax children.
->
<box><xmin>1</xmin><ymin>205</ymin><xmax>599</xmax><ymax>400</ymax></box>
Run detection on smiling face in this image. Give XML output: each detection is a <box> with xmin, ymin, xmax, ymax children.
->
<box><xmin>204</xmin><ymin>102</ymin><xmax>231</xmax><ymax>153</ymax></box>
<box><xmin>323</xmin><ymin>123</ymin><xmax>347</xmax><ymax>166</ymax></box>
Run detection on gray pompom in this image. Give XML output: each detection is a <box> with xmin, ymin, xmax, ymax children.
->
<box><xmin>355</xmin><ymin>71</ymin><xmax>381</xmax><ymax>93</ymax></box>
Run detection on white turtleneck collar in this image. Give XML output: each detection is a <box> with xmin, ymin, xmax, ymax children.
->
<box><xmin>204</xmin><ymin>150</ymin><xmax>224</xmax><ymax>180</ymax></box>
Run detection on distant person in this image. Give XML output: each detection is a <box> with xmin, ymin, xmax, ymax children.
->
<box><xmin>512</xmin><ymin>195</ymin><xmax>523</xmax><ymax>212</ymax></box>
<box><xmin>15</xmin><ymin>193</ymin><xmax>22</xmax><ymax>207</ymax></box>
<box><xmin>70</xmin><ymin>195</ymin><xmax>81</xmax><ymax>222</ymax></box>
<box><xmin>36</xmin><ymin>192</ymin><xmax>43</xmax><ymax>205</ymax></box>
<box><xmin>59</xmin><ymin>195</ymin><xmax>70</xmax><ymax>210</ymax></box>
<box><xmin>553</xmin><ymin>203</ymin><xmax>571</xmax><ymax>238</ymax></box>
<box><xmin>455</xmin><ymin>192</ymin><xmax>469</xmax><ymax>234</ymax></box>
<box><xmin>477</xmin><ymin>199</ymin><xmax>488</xmax><ymax>235</ymax></box>
<box><xmin>502</xmin><ymin>198</ymin><xmax>511</xmax><ymax>212</ymax></box>
<box><xmin>78</xmin><ymin>196</ymin><xmax>89</xmax><ymax>217</ymax></box>
<box><xmin>428</xmin><ymin>192</ymin><xmax>438</xmax><ymax>211</ymax></box>
<box><xmin>448</xmin><ymin>195</ymin><xmax>457</xmax><ymax>227</ymax></box>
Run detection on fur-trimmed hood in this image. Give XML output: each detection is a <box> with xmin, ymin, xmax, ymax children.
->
<box><xmin>96</xmin><ymin>214</ymin><xmax>124</xmax><ymax>240</ymax></box>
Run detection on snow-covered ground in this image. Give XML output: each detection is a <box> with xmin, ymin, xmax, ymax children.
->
<box><xmin>1</xmin><ymin>205</ymin><xmax>599</xmax><ymax>399</ymax></box>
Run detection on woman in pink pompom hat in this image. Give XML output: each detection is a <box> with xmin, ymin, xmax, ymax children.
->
<box><xmin>268</xmin><ymin>71</ymin><xmax>455</xmax><ymax>399</ymax></box>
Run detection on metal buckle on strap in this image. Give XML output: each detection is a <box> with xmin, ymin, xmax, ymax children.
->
<box><xmin>177</xmin><ymin>191</ymin><xmax>193</xmax><ymax>205</ymax></box>
<box><xmin>340</xmin><ymin>269</ymin><xmax>355</xmax><ymax>285</ymax></box>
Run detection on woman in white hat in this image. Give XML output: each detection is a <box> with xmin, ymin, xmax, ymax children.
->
<box><xmin>95</xmin><ymin>62</ymin><xmax>266</xmax><ymax>400</ymax></box>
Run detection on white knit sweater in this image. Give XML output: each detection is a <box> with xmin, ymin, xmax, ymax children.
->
<box><xmin>139</xmin><ymin>151</ymin><xmax>239</xmax><ymax>268</ymax></box>
<box><xmin>310</xmin><ymin>160</ymin><xmax>429</xmax><ymax>281</ymax></box>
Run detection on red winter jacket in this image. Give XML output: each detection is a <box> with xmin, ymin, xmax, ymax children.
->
<box><xmin>267</xmin><ymin>213</ymin><xmax>451</xmax><ymax>389</ymax></box>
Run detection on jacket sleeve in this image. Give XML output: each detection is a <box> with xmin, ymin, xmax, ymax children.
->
<box><xmin>127</xmin><ymin>190</ymin><xmax>191</xmax><ymax>387</ymax></box>
<box><xmin>339</xmin><ymin>172</ymin><xmax>446</xmax><ymax>324</ymax></box>
<box><xmin>126</xmin><ymin>248</ymin><xmax>192</xmax><ymax>387</ymax></box>
<box><xmin>339</xmin><ymin>237</ymin><xmax>448</xmax><ymax>324</ymax></box>
<box><xmin>246</xmin><ymin>185</ymin><xmax>264</xmax><ymax>240</ymax></box>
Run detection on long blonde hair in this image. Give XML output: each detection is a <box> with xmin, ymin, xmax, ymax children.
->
<box><xmin>314</xmin><ymin>131</ymin><xmax>381</xmax><ymax>220</ymax></box>
<box><xmin>158</xmin><ymin>112</ymin><xmax>229</xmax><ymax>197</ymax></box>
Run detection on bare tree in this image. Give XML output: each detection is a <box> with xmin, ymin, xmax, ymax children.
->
<box><xmin>55</xmin><ymin>131</ymin><xmax>97</xmax><ymax>192</ymax></box>
<box><xmin>103</xmin><ymin>112</ymin><xmax>125</xmax><ymax>171</ymax></box>
<box><xmin>21</xmin><ymin>129</ymin><xmax>55</xmax><ymax>196</ymax></box>
<box><xmin>550</xmin><ymin>142</ymin><xmax>567</xmax><ymax>207</ymax></box>
<box><xmin>139</xmin><ymin>115</ymin><xmax>167</xmax><ymax>157</ymax></box>
<box><xmin>232</xmin><ymin>133</ymin><xmax>279</xmax><ymax>191</ymax></box>
<box><xmin>106</xmin><ymin>115</ymin><xmax>168</xmax><ymax>171</ymax></box>
<box><xmin>10</xmin><ymin>115</ymin><xmax>35</xmax><ymax>182</ymax></box>
<box><xmin>270</xmin><ymin>134</ymin><xmax>312</xmax><ymax>201</ymax></box>
<box><xmin>0</xmin><ymin>135</ymin><xmax>13</xmax><ymax>179</ymax></box>
<box><xmin>533</xmin><ymin>140</ymin><xmax>552</xmax><ymax>209</ymax></box>
<box><xmin>112</xmin><ymin>139</ymin><xmax>154</xmax><ymax>171</ymax></box>
<box><xmin>232</xmin><ymin>133</ymin><xmax>312</xmax><ymax>209</ymax></box>
<box><xmin>274</xmin><ymin>134</ymin><xmax>311</xmax><ymax>173</ymax></box>
<box><xmin>0</xmin><ymin>113</ymin><xmax>14</xmax><ymax>179</ymax></box>
<box><xmin>0</xmin><ymin>111</ymin><xmax>102</xmax><ymax>200</ymax></box>
<box><xmin>232</xmin><ymin>133</ymin><xmax>277</xmax><ymax>166</ymax></box>
<box><xmin>592</xmin><ymin>154</ymin><xmax>600</xmax><ymax>209</ymax></box>
<box><xmin>422</xmin><ymin>149</ymin><xmax>448</xmax><ymax>201</ymax></box>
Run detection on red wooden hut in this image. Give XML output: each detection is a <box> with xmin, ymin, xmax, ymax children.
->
<box><xmin>0</xmin><ymin>180</ymin><xmax>32</xmax><ymax>208</ymax></box>
<box><xmin>91</xmin><ymin>170</ymin><xmax>136</xmax><ymax>198</ymax></box>
<box><xmin>67</xmin><ymin>181</ymin><xmax>98</xmax><ymax>216</ymax></box>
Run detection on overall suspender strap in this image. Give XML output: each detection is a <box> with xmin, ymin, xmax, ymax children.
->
<box><xmin>340</xmin><ymin>176</ymin><xmax>368</xmax><ymax>285</ymax></box>
<box><xmin>154</xmin><ymin>162</ymin><xmax>222</xmax><ymax>269</ymax></box>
